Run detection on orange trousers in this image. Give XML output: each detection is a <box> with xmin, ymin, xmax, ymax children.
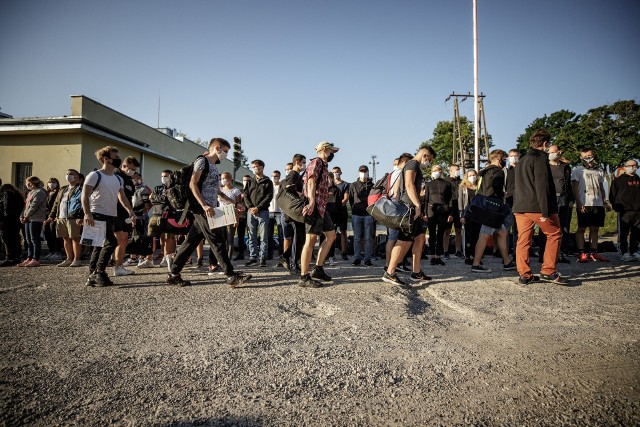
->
<box><xmin>515</xmin><ymin>213</ymin><xmax>562</xmax><ymax>277</ymax></box>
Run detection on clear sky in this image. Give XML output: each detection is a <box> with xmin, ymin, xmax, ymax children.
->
<box><xmin>2</xmin><ymin>0</ymin><xmax>639</xmax><ymax>182</ymax></box>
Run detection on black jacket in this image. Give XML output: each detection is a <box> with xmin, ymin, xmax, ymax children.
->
<box><xmin>244</xmin><ymin>176</ymin><xmax>274</xmax><ymax>211</ymax></box>
<box><xmin>425</xmin><ymin>178</ymin><xmax>453</xmax><ymax>217</ymax></box>
<box><xmin>609</xmin><ymin>173</ymin><xmax>640</xmax><ymax>212</ymax></box>
<box><xmin>478</xmin><ymin>165</ymin><xmax>505</xmax><ymax>200</ymax></box>
<box><xmin>512</xmin><ymin>148</ymin><xmax>558</xmax><ymax>217</ymax></box>
<box><xmin>115</xmin><ymin>169</ymin><xmax>135</xmax><ymax>220</ymax></box>
<box><xmin>348</xmin><ymin>179</ymin><xmax>374</xmax><ymax>216</ymax></box>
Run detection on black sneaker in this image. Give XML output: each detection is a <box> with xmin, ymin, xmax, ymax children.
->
<box><xmin>430</xmin><ymin>258</ymin><xmax>446</xmax><ymax>266</ymax></box>
<box><xmin>94</xmin><ymin>271</ymin><xmax>114</xmax><ymax>287</ymax></box>
<box><xmin>341</xmin><ymin>253</ymin><xmax>349</xmax><ymax>261</ymax></box>
<box><xmin>85</xmin><ymin>273</ymin><xmax>98</xmax><ymax>287</ymax></box>
<box><xmin>310</xmin><ymin>266</ymin><xmax>332</xmax><ymax>282</ymax></box>
<box><xmin>352</xmin><ymin>259</ymin><xmax>362</xmax><ymax>266</ymax></box>
<box><xmin>382</xmin><ymin>271</ymin><xmax>409</xmax><ymax>288</ymax></box>
<box><xmin>227</xmin><ymin>272</ymin><xmax>252</xmax><ymax>288</ymax></box>
<box><xmin>196</xmin><ymin>258</ymin><xmax>203</xmax><ymax>268</ymax></box>
<box><xmin>442</xmin><ymin>253</ymin><xmax>450</xmax><ymax>260</ymax></box>
<box><xmin>539</xmin><ymin>272</ymin><xmax>569</xmax><ymax>286</ymax></box>
<box><xmin>471</xmin><ymin>265</ymin><xmax>492</xmax><ymax>273</ymax></box>
<box><xmin>364</xmin><ymin>259</ymin><xmax>373</xmax><ymax>267</ymax></box>
<box><xmin>259</xmin><ymin>258</ymin><xmax>267</xmax><ymax>268</ymax></box>
<box><xmin>277</xmin><ymin>257</ymin><xmax>291</xmax><ymax>271</ymax></box>
<box><xmin>396</xmin><ymin>263</ymin><xmax>412</xmax><ymax>273</ymax></box>
<box><xmin>0</xmin><ymin>259</ymin><xmax>18</xmax><ymax>267</ymax></box>
<box><xmin>298</xmin><ymin>274</ymin><xmax>323</xmax><ymax>288</ymax></box>
<box><xmin>518</xmin><ymin>275</ymin><xmax>540</xmax><ymax>285</ymax></box>
<box><xmin>245</xmin><ymin>258</ymin><xmax>258</xmax><ymax>267</ymax></box>
<box><xmin>454</xmin><ymin>251</ymin><xmax>465</xmax><ymax>259</ymax></box>
<box><xmin>410</xmin><ymin>271</ymin><xmax>432</xmax><ymax>283</ymax></box>
<box><xmin>503</xmin><ymin>261</ymin><xmax>517</xmax><ymax>271</ymax></box>
<box><xmin>166</xmin><ymin>273</ymin><xmax>191</xmax><ymax>287</ymax></box>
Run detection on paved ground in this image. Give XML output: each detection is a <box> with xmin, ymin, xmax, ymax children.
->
<box><xmin>1</xmin><ymin>252</ymin><xmax>639</xmax><ymax>426</ymax></box>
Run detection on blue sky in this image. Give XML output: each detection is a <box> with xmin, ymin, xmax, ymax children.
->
<box><xmin>2</xmin><ymin>0</ymin><xmax>639</xmax><ymax>182</ymax></box>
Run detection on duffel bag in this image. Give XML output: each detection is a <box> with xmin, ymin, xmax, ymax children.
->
<box><xmin>276</xmin><ymin>186</ymin><xmax>307</xmax><ymax>224</ymax></box>
<box><xmin>366</xmin><ymin>196</ymin><xmax>413</xmax><ymax>234</ymax></box>
<box><xmin>464</xmin><ymin>194</ymin><xmax>509</xmax><ymax>229</ymax></box>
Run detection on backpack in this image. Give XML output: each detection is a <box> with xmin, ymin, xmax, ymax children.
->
<box><xmin>68</xmin><ymin>170</ymin><xmax>122</xmax><ymax>219</ymax></box>
<box><xmin>166</xmin><ymin>156</ymin><xmax>209</xmax><ymax>212</ymax></box>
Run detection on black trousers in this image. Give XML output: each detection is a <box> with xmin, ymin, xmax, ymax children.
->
<box><xmin>282</xmin><ymin>220</ymin><xmax>305</xmax><ymax>267</ymax></box>
<box><xmin>1</xmin><ymin>221</ymin><xmax>22</xmax><ymax>261</ymax></box>
<box><xmin>620</xmin><ymin>210</ymin><xmax>640</xmax><ymax>255</ymax></box>
<box><xmin>44</xmin><ymin>220</ymin><xmax>62</xmax><ymax>254</ymax></box>
<box><xmin>427</xmin><ymin>212</ymin><xmax>449</xmax><ymax>256</ymax></box>
<box><xmin>463</xmin><ymin>219</ymin><xmax>481</xmax><ymax>259</ymax></box>
<box><xmin>236</xmin><ymin>215</ymin><xmax>247</xmax><ymax>257</ymax></box>
<box><xmin>171</xmin><ymin>212</ymin><xmax>234</xmax><ymax>276</ymax></box>
<box><xmin>89</xmin><ymin>216</ymin><xmax>117</xmax><ymax>273</ymax></box>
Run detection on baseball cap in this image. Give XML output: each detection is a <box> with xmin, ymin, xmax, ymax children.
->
<box><xmin>315</xmin><ymin>141</ymin><xmax>340</xmax><ymax>152</ymax></box>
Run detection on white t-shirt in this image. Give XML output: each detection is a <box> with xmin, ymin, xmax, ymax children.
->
<box><xmin>219</xmin><ymin>186</ymin><xmax>241</xmax><ymax>206</ymax></box>
<box><xmin>269</xmin><ymin>183</ymin><xmax>281</xmax><ymax>213</ymax></box>
<box><xmin>571</xmin><ymin>165</ymin><xmax>604</xmax><ymax>207</ymax></box>
<box><xmin>85</xmin><ymin>170</ymin><xmax>123</xmax><ymax>217</ymax></box>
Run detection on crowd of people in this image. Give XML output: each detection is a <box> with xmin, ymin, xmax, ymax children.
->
<box><xmin>0</xmin><ymin>132</ymin><xmax>638</xmax><ymax>289</ymax></box>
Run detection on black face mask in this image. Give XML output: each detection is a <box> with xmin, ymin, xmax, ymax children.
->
<box><xmin>327</xmin><ymin>153</ymin><xmax>335</xmax><ymax>163</ymax></box>
<box><xmin>110</xmin><ymin>158</ymin><xmax>122</xmax><ymax>169</ymax></box>
<box><xmin>499</xmin><ymin>159</ymin><xmax>506</xmax><ymax>168</ymax></box>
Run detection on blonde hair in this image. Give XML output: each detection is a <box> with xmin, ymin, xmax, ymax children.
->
<box><xmin>95</xmin><ymin>146</ymin><xmax>118</xmax><ymax>162</ymax></box>
<box><xmin>461</xmin><ymin>169</ymin><xmax>478</xmax><ymax>189</ymax></box>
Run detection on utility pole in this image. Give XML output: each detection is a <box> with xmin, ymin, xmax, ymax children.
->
<box><xmin>445</xmin><ymin>92</ymin><xmax>488</xmax><ymax>172</ymax></box>
<box><xmin>369</xmin><ymin>155</ymin><xmax>379</xmax><ymax>182</ymax></box>
<box><xmin>473</xmin><ymin>0</ymin><xmax>480</xmax><ymax>172</ymax></box>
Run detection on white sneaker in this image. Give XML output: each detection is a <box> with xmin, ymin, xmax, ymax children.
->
<box><xmin>123</xmin><ymin>258</ymin><xmax>137</xmax><ymax>267</ymax></box>
<box><xmin>114</xmin><ymin>265</ymin><xmax>135</xmax><ymax>276</ymax></box>
<box><xmin>57</xmin><ymin>259</ymin><xmax>72</xmax><ymax>267</ymax></box>
<box><xmin>159</xmin><ymin>256</ymin><xmax>168</xmax><ymax>268</ymax></box>
<box><xmin>328</xmin><ymin>257</ymin><xmax>337</xmax><ymax>266</ymax></box>
<box><xmin>137</xmin><ymin>259</ymin><xmax>155</xmax><ymax>268</ymax></box>
<box><xmin>69</xmin><ymin>260</ymin><xmax>82</xmax><ymax>267</ymax></box>
<box><xmin>621</xmin><ymin>253</ymin><xmax>634</xmax><ymax>262</ymax></box>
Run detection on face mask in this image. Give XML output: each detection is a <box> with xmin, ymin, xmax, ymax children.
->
<box><xmin>66</xmin><ymin>175</ymin><xmax>75</xmax><ymax>183</ymax></box>
<box><xmin>299</xmin><ymin>163</ymin><xmax>306</xmax><ymax>170</ymax></box>
<box><xmin>392</xmin><ymin>166</ymin><xmax>398</xmax><ymax>171</ymax></box>
<box><xmin>251</xmin><ymin>168</ymin><xmax>259</xmax><ymax>175</ymax></box>
<box><xmin>285</xmin><ymin>170</ymin><xmax>292</xmax><ymax>177</ymax></box>
<box><xmin>508</xmin><ymin>156</ymin><xmax>518</xmax><ymax>165</ymax></box>
<box><xmin>583</xmin><ymin>157</ymin><xmax>595</xmax><ymax>164</ymax></box>
<box><xmin>221</xmin><ymin>178</ymin><xmax>229</xmax><ymax>186</ymax></box>
<box><xmin>161</xmin><ymin>177</ymin><xmax>170</xmax><ymax>186</ymax></box>
<box><xmin>334</xmin><ymin>172</ymin><xmax>341</xmax><ymax>179</ymax></box>
<box><xmin>125</xmin><ymin>169</ymin><xmax>136</xmax><ymax>177</ymax></box>
<box><xmin>110</xmin><ymin>158</ymin><xmax>122</xmax><ymax>169</ymax></box>
<box><xmin>625</xmin><ymin>166</ymin><xmax>637</xmax><ymax>175</ymax></box>
<box><xmin>548</xmin><ymin>153</ymin><xmax>560</xmax><ymax>161</ymax></box>
<box><xmin>420</xmin><ymin>160</ymin><xmax>431</xmax><ymax>170</ymax></box>
<box><xmin>432</xmin><ymin>172</ymin><xmax>441</xmax><ymax>179</ymax></box>
<box><xmin>243</xmin><ymin>181</ymin><xmax>250</xmax><ymax>188</ymax></box>
<box><xmin>217</xmin><ymin>148</ymin><xmax>228</xmax><ymax>161</ymax></box>
<box><xmin>499</xmin><ymin>159</ymin><xmax>507</xmax><ymax>168</ymax></box>
<box><xmin>468</xmin><ymin>175</ymin><xmax>477</xmax><ymax>184</ymax></box>
<box><xmin>49</xmin><ymin>183</ymin><xmax>58</xmax><ymax>189</ymax></box>
<box><xmin>327</xmin><ymin>153</ymin><xmax>335</xmax><ymax>163</ymax></box>
<box><xmin>359</xmin><ymin>172</ymin><xmax>368</xmax><ymax>180</ymax></box>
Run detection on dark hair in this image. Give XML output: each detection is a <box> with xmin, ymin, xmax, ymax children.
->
<box><xmin>243</xmin><ymin>175</ymin><xmax>251</xmax><ymax>180</ymax></box>
<box><xmin>272</xmin><ymin>170</ymin><xmax>281</xmax><ymax>176</ymax></box>
<box><xmin>292</xmin><ymin>154</ymin><xmax>306</xmax><ymax>164</ymax></box>
<box><xmin>529</xmin><ymin>130</ymin><xmax>551</xmax><ymax>149</ymax></box>
<box><xmin>489</xmin><ymin>149</ymin><xmax>507</xmax><ymax>162</ymax></box>
<box><xmin>580</xmin><ymin>147</ymin><xmax>594</xmax><ymax>154</ymax></box>
<box><xmin>48</xmin><ymin>177</ymin><xmax>60</xmax><ymax>186</ymax></box>
<box><xmin>251</xmin><ymin>159</ymin><xmax>265</xmax><ymax>167</ymax></box>
<box><xmin>67</xmin><ymin>169</ymin><xmax>80</xmax><ymax>176</ymax></box>
<box><xmin>286</xmin><ymin>162</ymin><xmax>293</xmax><ymax>169</ymax></box>
<box><xmin>399</xmin><ymin>152</ymin><xmax>413</xmax><ymax>163</ymax></box>
<box><xmin>508</xmin><ymin>149</ymin><xmax>520</xmax><ymax>155</ymax></box>
<box><xmin>78</xmin><ymin>173</ymin><xmax>85</xmax><ymax>182</ymax></box>
<box><xmin>209</xmin><ymin>138</ymin><xmax>231</xmax><ymax>149</ymax></box>
<box><xmin>332</xmin><ymin>166</ymin><xmax>342</xmax><ymax>172</ymax></box>
<box><xmin>450</xmin><ymin>163</ymin><xmax>460</xmax><ymax>168</ymax></box>
<box><xmin>358</xmin><ymin>165</ymin><xmax>369</xmax><ymax>172</ymax></box>
<box><xmin>124</xmin><ymin>156</ymin><xmax>141</xmax><ymax>167</ymax></box>
<box><xmin>162</xmin><ymin>169</ymin><xmax>173</xmax><ymax>175</ymax></box>
<box><xmin>422</xmin><ymin>145</ymin><xmax>437</xmax><ymax>158</ymax></box>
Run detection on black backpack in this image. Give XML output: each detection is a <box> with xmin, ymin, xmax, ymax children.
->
<box><xmin>166</xmin><ymin>156</ymin><xmax>209</xmax><ymax>212</ymax></box>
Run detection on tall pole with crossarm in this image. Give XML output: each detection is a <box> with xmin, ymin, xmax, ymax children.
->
<box><xmin>473</xmin><ymin>0</ymin><xmax>480</xmax><ymax>172</ymax></box>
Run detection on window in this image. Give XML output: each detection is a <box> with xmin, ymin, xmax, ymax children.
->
<box><xmin>14</xmin><ymin>162</ymin><xmax>32</xmax><ymax>193</ymax></box>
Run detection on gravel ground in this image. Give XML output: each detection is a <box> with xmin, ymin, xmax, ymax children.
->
<box><xmin>1</xmin><ymin>253</ymin><xmax>639</xmax><ymax>426</ymax></box>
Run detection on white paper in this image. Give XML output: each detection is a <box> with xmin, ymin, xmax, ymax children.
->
<box><xmin>80</xmin><ymin>220</ymin><xmax>107</xmax><ymax>247</ymax></box>
<box><xmin>207</xmin><ymin>205</ymin><xmax>237</xmax><ymax>229</ymax></box>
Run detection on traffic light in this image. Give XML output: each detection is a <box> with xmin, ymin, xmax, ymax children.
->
<box><xmin>233</xmin><ymin>137</ymin><xmax>242</xmax><ymax>171</ymax></box>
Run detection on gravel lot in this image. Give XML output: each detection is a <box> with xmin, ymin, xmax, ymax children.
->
<box><xmin>1</xmin><ymin>252</ymin><xmax>639</xmax><ymax>426</ymax></box>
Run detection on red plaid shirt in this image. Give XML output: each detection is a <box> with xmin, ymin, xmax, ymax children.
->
<box><xmin>303</xmin><ymin>157</ymin><xmax>330</xmax><ymax>217</ymax></box>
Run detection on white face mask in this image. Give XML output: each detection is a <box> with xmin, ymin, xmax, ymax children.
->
<box><xmin>468</xmin><ymin>175</ymin><xmax>477</xmax><ymax>184</ymax></box>
<box><xmin>625</xmin><ymin>166</ymin><xmax>637</xmax><ymax>175</ymax></box>
<box><xmin>548</xmin><ymin>153</ymin><xmax>560</xmax><ymax>161</ymax></box>
<box><xmin>161</xmin><ymin>176</ymin><xmax>171</xmax><ymax>186</ymax></box>
<box><xmin>393</xmin><ymin>166</ymin><xmax>399</xmax><ymax>171</ymax></box>
<box><xmin>217</xmin><ymin>148</ymin><xmax>228</xmax><ymax>161</ymax></box>
<box><xmin>334</xmin><ymin>172</ymin><xmax>341</xmax><ymax>179</ymax></box>
<box><xmin>221</xmin><ymin>178</ymin><xmax>229</xmax><ymax>186</ymax></box>
<box><xmin>125</xmin><ymin>169</ymin><xmax>136</xmax><ymax>177</ymax></box>
<box><xmin>65</xmin><ymin>175</ymin><xmax>75</xmax><ymax>183</ymax></box>
<box><xmin>431</xmin><ymin>172</ymin><xmax>441</xmax><ymax>179</ymax></box>
<box><xmin>420</xmin><ymin>160</ymin><xmax>431</xmax><ymax>170</ymax></box>
<box><xmin>359</xmin><ymin>172</ymin><xmax>368</xmax><ymax>180</ymax></box>
<box><xmin>508</xmin><ymin>156</ymin><xmax>518</xmax><ymax>166</ymax></box>
<box><xmin>48</xmin><ymin>183</ymin><xmax>58</xmax><ymax>189</ymax></box>
<box><xmin>251</xmin><ymin>168</ymin><xmax>259</xmax><ymax>175</ymax></box>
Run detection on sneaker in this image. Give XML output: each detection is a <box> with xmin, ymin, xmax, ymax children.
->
<box><xmin>159</xmin><ymin>256</ymin><xmax>169</xmax><ymax>268</ymax></box>
<box><xmin>137</xmin><ymin>259</ymin><xmax>156</xmax><ymax>268</ymax></box>
<box><xmin>17</xmin><ymin>258</ymin><xmax>32</xmax><ymax>267</ymax></box>
<box><xmin>590</xmin><ymin>252</ymin><xmax>609</xmax><ymax>262</ymax></box>
<box><xmin>259</xmin><ymin>258</ymin><xmax>267</xmax><ymax>268</ymax></box>
<box><xmin>298</xmin><ymin>274</ymin><xmax>323</xmax><ymax>288</ymax></box>
<box><xmin>453</xmin><ymin>252</ymin><xmax>464</xmax><ymax>259</ymax></box>
<box><xmin>503</xmin><ymin>261</ymin><xmax>517</xmax><ymax>271</ymax></box>
<box><xmin>381</xmin><ymin>271</ymin><xmax>409</xmax><ymax>288</ymax></box>
<box><xmin>25</xmin><ymin>259</ymin><xmax>41</xmax><ymax>267</ymax></box>
<box><xmin>123</xmin><ymin>258</ymin><xmax>137</xmax><ymax>267</ymax></box>
<box><xmin>633</xmin><ymin>252</ymin><xmax>640</xmax><ymax>261</ymax></box>
<box><xmin>95</xmin><ymin>271</ymin><xmax>114</xmax><ymax>287</ymax></box>
<box><xmin>577</xmin><ymin>252</ymin><xmax>590</xmax><ymax>263</ymax></box>
<box><xmin>442</xmin><ymin>253</ymin><xmax>450</xmax><ymax>260</ymax></box>
<box><xmin>621</xmin><ymin>253</ymin><xmax>634</xmax><ymax>262</ymax></box>
<box><xmin>430</xmin><ymin>258</ymin><xmax>446</xmax><ymax>266</ymax></box>
<box><xmin>364</xmin><ymin>259</ymin><xmax>373</xmax><ymax>267</ymax></box>
<box><xmin>518</xmin><ymin>275</ymin><xmax>540</xmax><ymax>285</ymax></box>
<box><xmin>352</xmin><ymin>259</ymin><xmax>362</xmax><ymax>266</ymax></box>
<box><xmin>227</xmin><ymin>272</ymin><xmax>252</xmax><ymax>288</ymax></box>
<box><xmin>539</xmin><ymin>272</ymin><xmax>570</xmax><ymax>286</ymax></box>
<box><xmin>245</xmin><ymin>258</ymin><xmax>258</xmax><ymax>267</ymax></box>
<box><xmin>196</xmin><ymin>258</ymin><xmax>203</xmax><ymax>268</ymax></box>
<box><xmin>464</xmin><ymin>258</ymin><xmax>473</xmax><ymax>266</ymax></box>
<box><xmin>85</xmin><ymin>273</ymin><xmax>98</xmax><ymax>287</ymax></box>
<box><xmin>166</xmin><ymin>273</ymin><xmax>191</xmax><ymax>287</ymax></box>
<box><xmin>397</xmin><ymin>264</ymin><xmax>412</xmax><ymax>273</ymax></box>
<box><xmin>53</xmin><ymin>253</ymin><xmax>65</xmax><ymax>261</ymax></box>
<box><xmin>70</xmin><ymin>260</ymin><xmax>82</xmax><ymax>267</ymax></box>
<box><xmin>311</xmin><ymin>266</ymin><xmax>332</xmax><ymax>282</ymax></box>
<box><xmin>277</xmin><ymin>257</ymin><xmax>292</xmax><ymax>272</ymax></box>
<box><xmin>341</xmin><ymin>253</ymin><xmax>349</xmax><ymax>261</ymax></box>
<box><xmin>471</xmin><ymin>265</ymin><xmax>492</xmax><ymax>273</ymax></box>
<box><xmin>0</xmin><ymin>259</ymin><xmax>19</xmax><ymax>267</ymax></box>
<box><xmin>114</xmin><ymin>265</ymin><xmax>135</xmax><ymax>276</ymax></box>
<box><xmin>410</xmin><ymin>271</ymin><xmax>432</xmax><ymax>283</ymax></box>
<box><xmin>328</xmin><ymin>257</ymin><xmax>337</xmax><ymax>266</ymax></box>
<box><xmin>57</xmin><ymin>259</ymin><xmax>73</xmax><ymax>267</ymax></box>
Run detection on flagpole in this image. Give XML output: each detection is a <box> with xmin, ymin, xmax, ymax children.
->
<box><xmin>473</xmin><ymin>0</ymin><xmax>480</xmax><ymax>172</ymax></box>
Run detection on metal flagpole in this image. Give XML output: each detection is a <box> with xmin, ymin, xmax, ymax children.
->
<box><xmin>473</xmin><ymin>0</ymin><xmax>480</xmax><ymax>172</ymax></box>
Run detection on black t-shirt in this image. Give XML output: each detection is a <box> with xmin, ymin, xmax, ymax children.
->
<box><xmin>116</xmin><ymin>170</ymin><xmax>135</xmax><ymax>219</ymax></box>
<box><xmin>334</xmin><ymin>181</ymin><xmax>349</xmax><ymax>211</ymax></box>
<box><xmin>400</xmin><ymin>160</ymin><xmax>424</xmax><ymax>206</ymax></box>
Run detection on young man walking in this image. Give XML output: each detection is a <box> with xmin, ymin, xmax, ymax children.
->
<box><xmin>513</xmin><ymin>130</ymin><xmax>567</xmax><ymax>285</ymax></box>
<box><xmin>244</xmin><ymin>159</ymin><xmax>274</xmax><ymax>267</ymax></box>
<box><xmin>82</xmin><ymin>146</ymin><xmax>136</xmax><ymax>287</ymax></box>
<box><xmin>609</xmin><ymin>159</ymin><xmax>640</xmax><ymax>261</ymax></box>
<box><xmin>166</xmin><ymin>138</ymin><xmax>252</xmax><ymax>287</ymax></box>
<box><xmin>298</xmin><ymin>141</ymin><xmax>339</xmax><ymax>288</ymax></box>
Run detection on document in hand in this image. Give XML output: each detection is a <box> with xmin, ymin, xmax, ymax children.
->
<box><xmin>80</xmin><ymin>220</ymin><xmax>107</xmax><ymax>247</ymax></box>
<box><xmin>207</xmin><ymin>205</ymin><xmax>237</xmax><ymax>229</ymax></box>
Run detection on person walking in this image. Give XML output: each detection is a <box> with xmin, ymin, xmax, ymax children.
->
<box><xmin>166</xmin><ymin>138</ymin><xmax>252</xmax><ymax>288</ymax></box>
<box><xmin>513</xmin><ymin>130</ymin><xmax>567</xmax><ymax>285</ymax></box>
<box><xmin>609</xmin><ymin>159</ymin><xmax>640</xmax><ymax>261</ymax></box>
<box><xmin>18</xmin><ymin>177</ymin><xmax>48</xmax><ymax>267</ymax></box>
<box><xmin>279</xmin><ymin>154</ymin><xmax>307</xmax><ymax>274</ymax></box>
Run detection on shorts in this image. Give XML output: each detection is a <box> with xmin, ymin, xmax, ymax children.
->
<box><xmin>450</xmin><ymin>207</ymin><xmax>462</xmax><ymax>228</ymax></box>
<box><xmin>577</xmin><ymin>206</ymin><xmax>605</xmax><ymax>228</ymax></box>
<box><xmin>388</xmin><ymin>228</ymin><xmax>400</xmax><ymax>241</ymax></box>
<box><xmin>114</xmin><ymin>217</ymin><xmax>132</xmax><ymax>233</ymax></box>
<box><xmin>305</xmin><ymin>210</ymin><xmax>335</xmax><ymax>236</ymax></box>
<box><xmin>397</xmin><ymin>218</ymin><xmax>427</xmax><ymax>242</ymax></box>
<box><xmin>480</xmin><ymin>224</ymin><xmax>506</xmax><ymax>235</ymax></box>
<box><xmin>147</xmin><ymin>215</ymin><xmax>176</xmax><ymax>239</ymax></box>
<box><xmin>56</xmin><ymin>218</ymin><xmax>82</xmax><ymax>239</ymax></box>
<box><xmin>334</xmin><ymin>208</ymin><xmax>349</xmax><ymax>233</ymax></box>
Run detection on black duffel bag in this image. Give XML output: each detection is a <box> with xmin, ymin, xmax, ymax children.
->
<box><xmin>366</xmin><ymin>196</ymin><xmax>414</xmax><ymax>234</ymax></box>
<box><xmin>464</xmin><ymin>194</ymin><xmax>510</xmax><ymax>229</ymax></box>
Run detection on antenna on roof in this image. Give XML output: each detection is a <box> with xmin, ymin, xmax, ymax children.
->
<box><xmin>157</xmin><ymin>90</ymin><xmax>160</xmax><ymax>128</ymax></box>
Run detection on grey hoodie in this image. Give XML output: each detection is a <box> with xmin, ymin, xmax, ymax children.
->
<box><xmin>22</xmin><ymin>187</ymin><xmax>48</xmax><ymax>222</ymax></box>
